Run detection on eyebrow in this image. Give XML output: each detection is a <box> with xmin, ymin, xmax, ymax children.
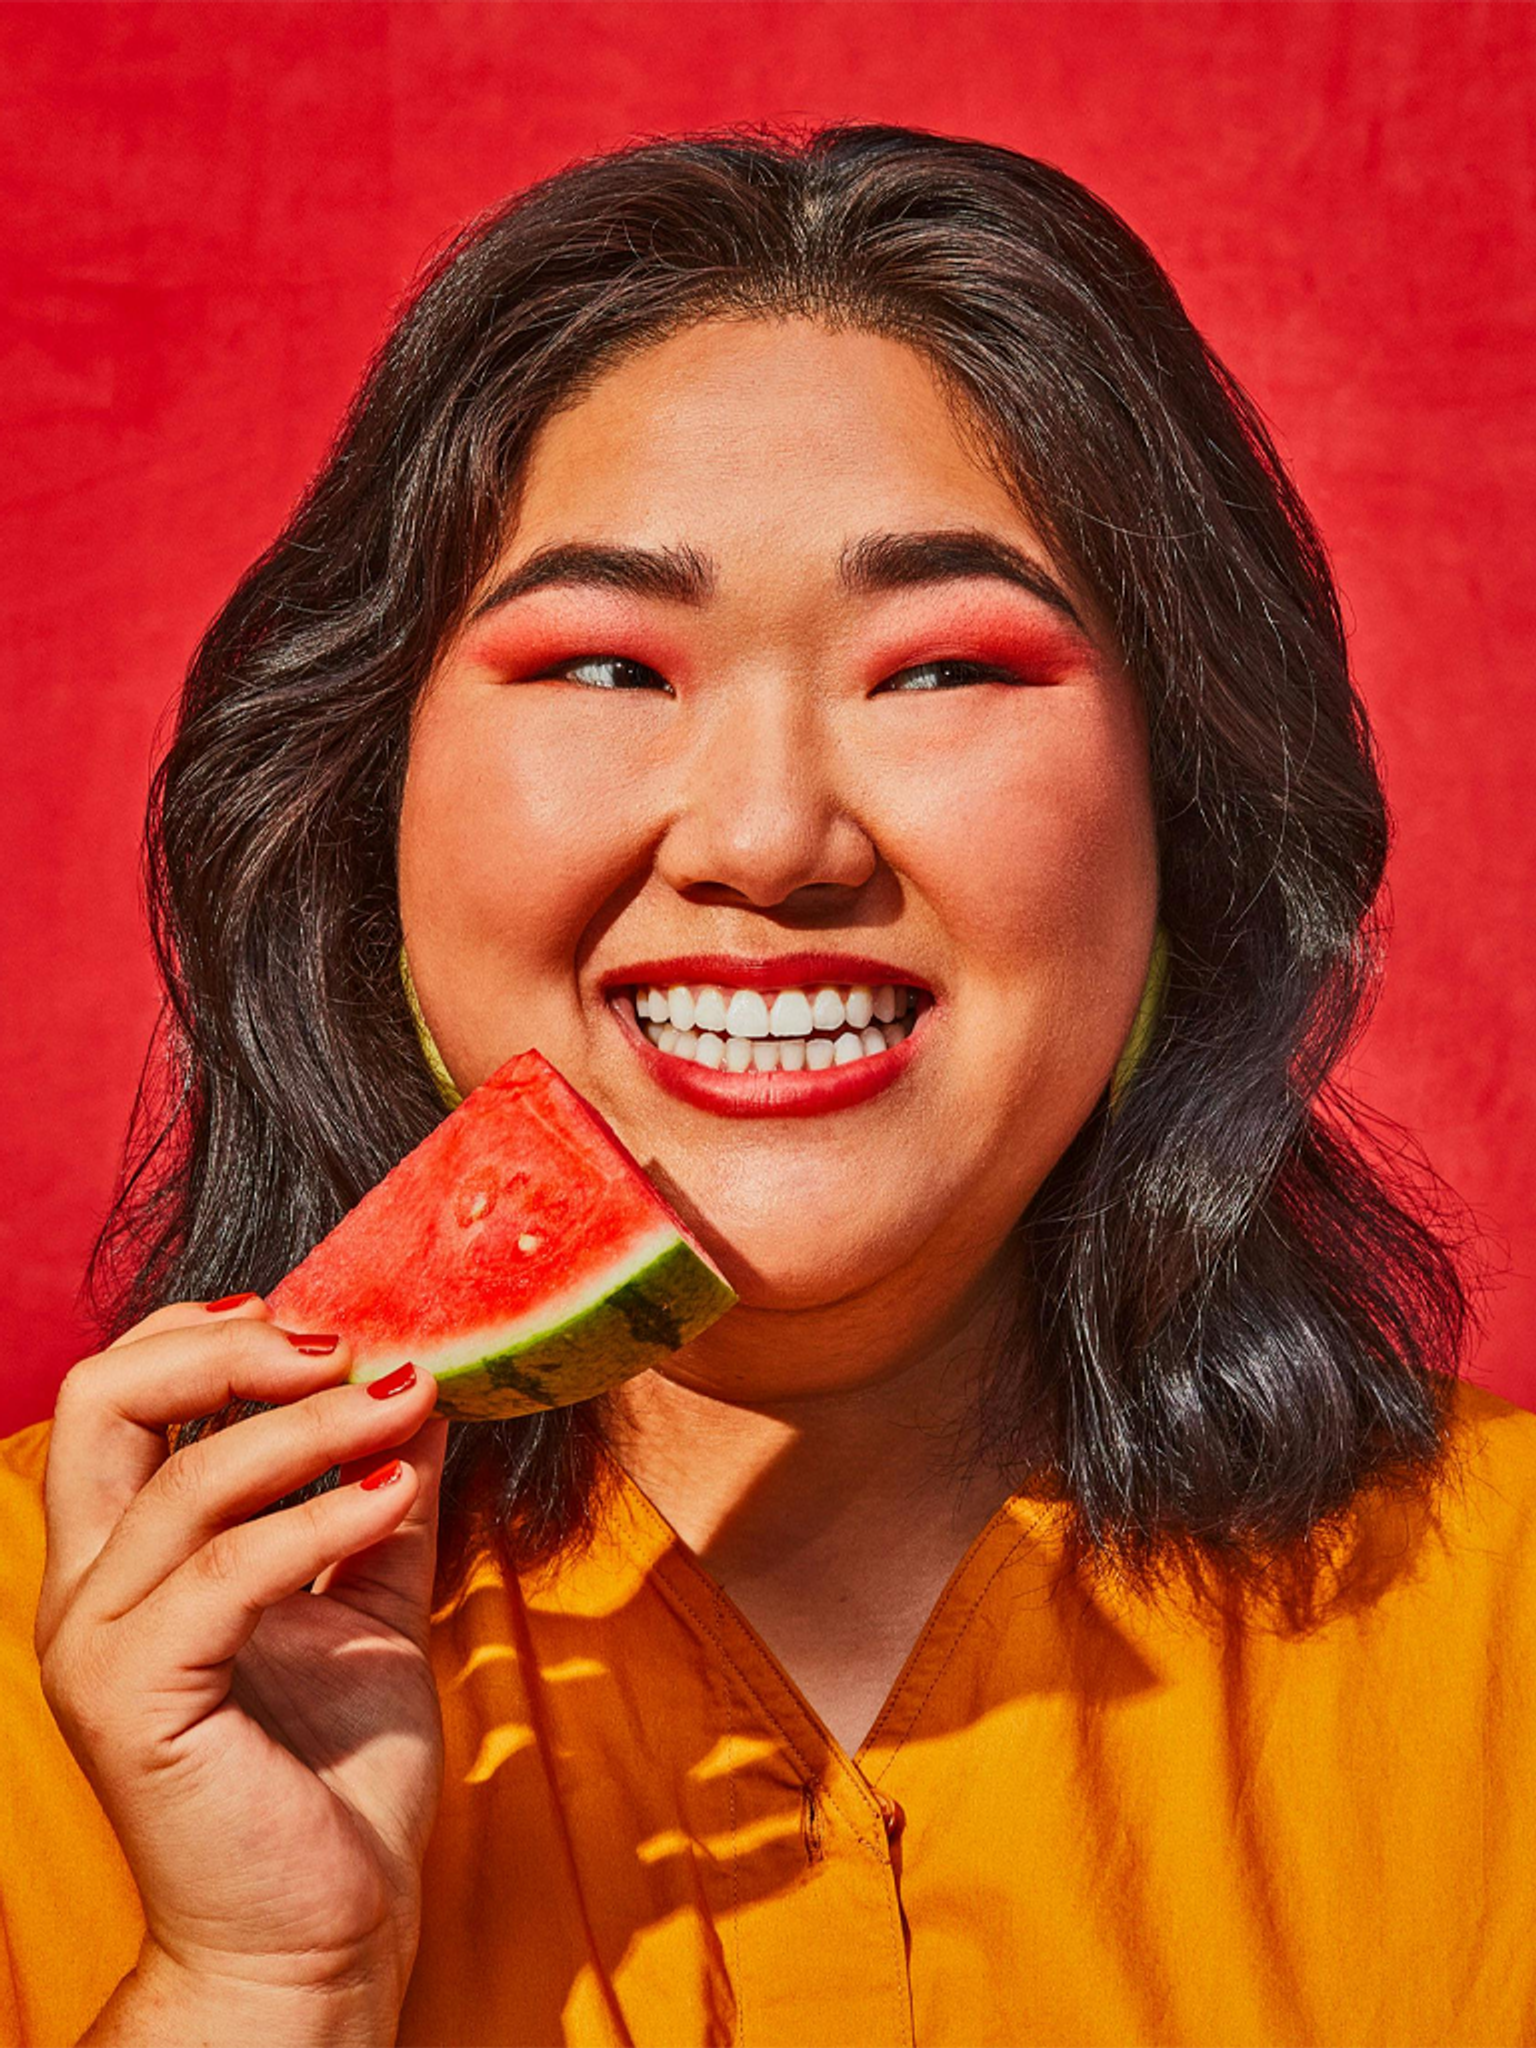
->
<box><xmin>468</xmin><ymin>527</ymin><xmax>1087</xmax><ymax>631</ymax></box>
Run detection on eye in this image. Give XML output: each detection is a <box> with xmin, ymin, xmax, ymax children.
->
<box><xmin>874</xmin><ymin>659</ymin><xmax>1034</xmax><ymax>693</ymax></box>
<box><xmin>540</xmin><ymin>655</ymin><xmax>673</xmax><ymax>694</ymax></box>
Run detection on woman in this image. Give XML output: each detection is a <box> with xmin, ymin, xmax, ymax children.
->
<box><xmin>2</xmin><ymin>122</ymin><xmax>1532</xmax><ymax>2048</ymax></box>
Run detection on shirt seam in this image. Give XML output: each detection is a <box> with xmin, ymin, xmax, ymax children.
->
<box><xmin>872</xmin><ymin>1528</ymin><xmax>1038</xmax><ymax>1778</ymax></box>
<box><xmin>723</xmin><ymin>1607</ymin><xmax>745</xmax><ymax>2048</ymax></box>
<box><xmin>657</xmin><ymin>1555</ymin><xmax>913</xmax><ymax>2045</ymax></box>
<box><xmin>860</xmin><ymin>1496</ymin><xmax>1059</xmax><ymax>1773</ymax></box>
<box><xmin>632</xmin><ymin>1535</ymin><xmax>889</xmax><ymax>1860</ymax></box>
<box><xmin>594</xmin><ymin>1458</ymin><xmax>897</xmax><ymax>1853</ymax></box>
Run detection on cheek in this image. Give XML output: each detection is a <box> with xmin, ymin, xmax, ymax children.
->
<box><xmin>398</xmin><ymin>686</ymin><xmax>659</xmax><ymax>968</ymax></box>
<box><xmin>872</xmin><ymin>690</ymin><xmax>1156</xmax><ymax>968</ymax></box>
<box><xmin>870</xmin><ymin>694</ymin><xmax>1157</xmax><ymax>1182</ymax></box>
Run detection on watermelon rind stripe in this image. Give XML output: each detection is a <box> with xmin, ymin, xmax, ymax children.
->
<box><xmin>358</xmin><ymin>1234</ymin><xmax>737</xmax><ymax>1420</ymax></box>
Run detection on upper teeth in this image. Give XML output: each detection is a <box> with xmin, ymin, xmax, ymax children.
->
<box><xmin>634</xmin><ymin>982</ymin><xmax>912</xmax><ymax>1036</ymax></box>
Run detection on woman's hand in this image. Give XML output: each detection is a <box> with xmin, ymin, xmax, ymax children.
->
<box><xmin>34</xmin><ymin>1295</ymin><xmax>449</xmax><ymax>2040</ymax></box>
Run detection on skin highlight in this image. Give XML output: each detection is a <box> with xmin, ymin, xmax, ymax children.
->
<box><xmin>397</xmin><ymin>315</ymin><xmax>1158</xmax><ymax>1748</ymax></box>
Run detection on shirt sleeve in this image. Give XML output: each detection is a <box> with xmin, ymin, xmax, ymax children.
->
<box><xmin>0</xmin><ymin>1420</ymin><xmax>146</xmax><ymax>2048</ymax></box>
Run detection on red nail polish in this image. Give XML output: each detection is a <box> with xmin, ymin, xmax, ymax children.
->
<box><xmin>207</xmin><ymin>1293</ymin><xmax>259</xmax><ymax>1313</ymax></box>
<box><xmin>366</xmin><ymin>1362</ymin><xmax>418</xmax><ymax>1400</ymax></box>
<box><xmin>283</xmin><ymin>1331</ymin><xmax>340</xmax><ymax>1354</ymax></box>
<box><xmin>359</xmin><ymin>1458</ymin><xmax>403</xmax><ymax>1491</ymax></box>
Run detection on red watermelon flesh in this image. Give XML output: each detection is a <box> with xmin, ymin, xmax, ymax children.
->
<box><xmin>177</xmin><ymin>1050</ymin><xmax>735</xmax><ymax>1434</ymax></box>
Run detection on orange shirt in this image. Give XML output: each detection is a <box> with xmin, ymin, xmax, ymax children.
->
<box><xmin>3</xmin><ymin>1376</ymin><xmax>1535</xmax><ymax>2048</ymax></box>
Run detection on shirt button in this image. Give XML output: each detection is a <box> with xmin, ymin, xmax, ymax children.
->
<box><xmin>874</xmin><ymin>1789</ymin><xmax>905</xmax><ymax>1842</ymax></box>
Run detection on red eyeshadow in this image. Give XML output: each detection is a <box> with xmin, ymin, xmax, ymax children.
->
<box><xmin>455</xmin><ymin>587</ymin><xmax>1096</xmax><ymax>683</ymax></box>
<box><xmin>864</xmin><ymin>600</ymin><xmax>1093</xmax><ymax>684</ymax></box>
<box><xmin>457</xmin><ymin>613</ymin><xmax>679</xmax><ymax>678</ymax></box>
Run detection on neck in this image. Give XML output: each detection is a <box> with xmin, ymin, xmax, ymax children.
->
<box><xmin>600</xmin><ymin>1250</ymin><xmax>1033</xmax><ymax>1565</ymax></box>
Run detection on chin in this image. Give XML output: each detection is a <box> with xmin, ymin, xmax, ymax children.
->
<box><xmin>688</xmin><ymin>1209</ymin><xmax>933</xmax><ymax>1314</ymax></box>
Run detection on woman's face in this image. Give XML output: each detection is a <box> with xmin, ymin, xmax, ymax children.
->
<box><xmin>399</xmin><ymin>315</ymin><xmax>1157</xmax><ymax>1327</ymax></box>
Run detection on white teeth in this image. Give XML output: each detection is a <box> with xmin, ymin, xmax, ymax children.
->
<box><xmin>724</xmin><ymin>988</ymin><xmax>771</xmax><ymax>1039</ymax></box>
<box><xmin>624</xmin><ymin>979</ymin><xmax>924</xmax><ymax>1074</ymax></box>
<box><xmin>811</xmin><ymin>986</ymin><xmax>845</xmax><ymax>1032</ymax></box>
<box><xmin>769</xmin><ymin>988</ymin><xmax>815</xmax><ymax>1037</ymax></box>
<box><xmin>693</xmin><ymin>985</ymin><xmax>729</xmax><ymax>1033</ymax></box>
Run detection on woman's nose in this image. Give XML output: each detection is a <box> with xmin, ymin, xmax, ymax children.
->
<box><xmin>654</xmin><ymin>680</ymin><xmax>877</xmax><ymax>908</ymax></box>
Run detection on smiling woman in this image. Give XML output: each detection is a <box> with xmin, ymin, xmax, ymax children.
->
<box><xmin>3</xmin><ymin>121</ymin><xmax>1534</xmax><ymax>2048</ymax></box>
<box><xmin>401</xmin><ymin>312</ymin><xmax>1158</xmax><ymax>1324</ymax></box>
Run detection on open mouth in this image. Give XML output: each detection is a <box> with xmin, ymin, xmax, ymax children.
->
<box><xmin>613</xmin><ymin>980</ymin><xmax>929</xmax><ymax>1072</ymax></box>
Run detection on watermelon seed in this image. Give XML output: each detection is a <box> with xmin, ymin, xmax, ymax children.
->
<box><xmin>455</xmin><ymin>1177</ymin><xmax>500</xmax><ymax>1227</ymax></box>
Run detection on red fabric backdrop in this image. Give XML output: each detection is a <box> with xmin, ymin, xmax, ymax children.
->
<box><xmin>2</xmin><ymin>2</ymin><xmax>1532</xmax><ymax>1434</ymax></box>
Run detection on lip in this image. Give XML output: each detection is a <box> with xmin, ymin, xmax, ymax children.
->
<box><xmin>598</xmin><ymin>952</ymin><xmax>935</xmax><ymax>998</ymax></box>
<box><xmin>604</xmin><ymin>969</ymin><xmax>934</xmax><ymax>1120</ymax></box>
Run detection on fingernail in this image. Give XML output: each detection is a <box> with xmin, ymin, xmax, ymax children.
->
<box><xmin>207</xmin><ymin>1293</ymin><xmax>260</xmax><ymax>1313</ymax></box>
<box><xmin>283</xmin><ymin>1331</ymin><xmax>340</xmax><ymax>1354</ymax></box>
<box><xmin>359</xmin><ymin>1458</ymin><xmax>403</xmax><ymax>1491</ymax></box>
<box><xmin>366</xmin><ymin>1362</ymin><xmax>418</xmax><ymax>1400</ymax></box>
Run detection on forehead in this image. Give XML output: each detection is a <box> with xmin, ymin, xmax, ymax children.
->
<box><xmin>511</xmin><ymin>315</ymin><xmax>1044</xmax><ymax>573</ymax></box>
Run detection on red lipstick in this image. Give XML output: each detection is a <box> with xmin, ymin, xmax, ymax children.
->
<box><xmin>602</xmin><ymin>956</ymin><xmax>935</xmax><ymax>1119</ymax></box>
<box><xmin>612</xmin><ymin>998</ymin><xmax>928</xmax><ymax>1119</ymax></box>
<box><xmin>599</xmin><ymin>952</ymin><xmax>933</xmax><ymax>996</ymax></box>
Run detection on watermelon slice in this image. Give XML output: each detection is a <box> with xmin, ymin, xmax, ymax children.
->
<box><xmin>178</xmin><ymin>1050</ymin><xmax>735</xmax><ymax>1432</ymax></box>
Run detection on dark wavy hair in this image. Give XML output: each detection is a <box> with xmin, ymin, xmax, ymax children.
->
<box><xmin>87</xmin><ymin>120</ymin><xmax>1483</xmax><ymax>1610</ymax></box>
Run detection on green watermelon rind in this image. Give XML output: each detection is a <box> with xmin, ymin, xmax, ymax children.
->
<box><xmin>356</xmin><ymin>1232</ymin><xmax>737</xmax><ymax>1420</ymax></box>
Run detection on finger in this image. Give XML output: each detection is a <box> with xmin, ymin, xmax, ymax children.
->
<box><xmin>78</xmin><ymin>1363</ymin><xmax>441</xmax><ymax>1624</ymax></box>
<box><xmin>118</xmin><ymin>1457</ymin><xmax>425</xmax><ymax>1736</ymax></box>
<box><xmin>312</xmin><ymin>1414</ymin><xmax>451</xmax><ymax>1652</ymax></box>
<box><xmin>42</xmin><ymin>1318</ymin><xmax>356</xmax><ymax>1612</ymax></box>
<box><xmin>103</xmin><ymin>1294</ymin><xmax>272</xmax><ymax>1352</ymax></box>
<box><xmin>113</xmin><ymin>1295</ymin><xmax>276</xmax><ymax>1459</ymax></box>
<box><xmin>44</xmin><ymin>1298</ymin><xmax>274</xmax><ymax>1601</ymax></box>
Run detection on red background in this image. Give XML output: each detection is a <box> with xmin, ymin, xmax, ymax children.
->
<box><xmin>2</xmin><ymin>2</ymin><xmax>1532</xmax><ymax>1435</ymax></box>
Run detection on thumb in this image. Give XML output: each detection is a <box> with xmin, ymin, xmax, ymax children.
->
<box><xmin>311</xmin><ymin>1413</ymin><xmax>452</xmax><ymax>1651</ymax></box>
